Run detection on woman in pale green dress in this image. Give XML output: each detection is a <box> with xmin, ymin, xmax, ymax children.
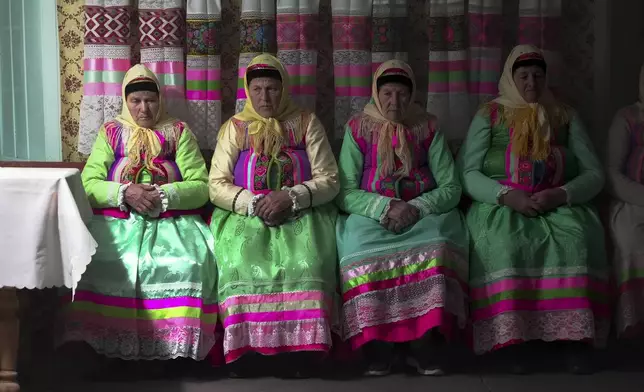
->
<box><xmin>62</xmin><ymin>65</ymin><xmax>218</xmax><ymax>362</ymax></box>
<box><xmin>208</xmin><ymin>54</ymin><xmax>340</xmax><ymax>377</ymax></box>
<box><xmin>457</xmin><ymin>45</ymin><xmax>609</xmax><ymax>374</ymax></box>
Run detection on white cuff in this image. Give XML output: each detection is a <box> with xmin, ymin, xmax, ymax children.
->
<box><xmin>248</xmin><ymin>194</ymin><xmax>265</xmax><ymax>216</ymax></box>
<box><xmin>496</xmin><ymin>185</ymin><xmax>513</xmax><ymax>205</ymax></box>
<box><xmin>281</xmin><ymin>186</ymin><xmax>301</xmax><ymax>216</ymax></box>
<box><xmin>408</xmin><ymin>198</ymin><xmax>433</xmax><ymax>217</ymax></box>
<box><xmin>379</xmin><ymin>199</ymin><xmax>396</xmax><ymax>225</ymax></box>
<box><xmin>558</xmin><ymin>185</ymin><xmax>572</xmax><ymax>206</ymax></box>
<box><xmin>117</xmin><ymin>182</ymin><xmax>132</xmax><ymax>212</ymax></box>
<box><xmin>147</xmin><ymin>184</ymin><xmax>169</xmax><ymax>218</ymax></box>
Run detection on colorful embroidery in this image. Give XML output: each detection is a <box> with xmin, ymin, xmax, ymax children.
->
<box><xmin>186</xmin><ymin>20</ymin><xmax>219</xmax><ymax>56</ymax></box>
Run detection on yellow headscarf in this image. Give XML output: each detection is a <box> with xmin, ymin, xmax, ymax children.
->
<box><xmin>363</xmin><ymin>60</ymin><xmax>429</xmax><ymax>177</ymax></box>
<box><xmin>230</xmin><ymin>54</ymin><xmax>301</xmax><ymax>156</ymax></box>
<box><xmin>493</xmin><ymin>44</ymin><xmax>563</xmax><ymax>161</ymax></box>
<box><xmin>116</xmin><ymin>64</ymin><xmax>176</xmax><ymax>174</ymax></box>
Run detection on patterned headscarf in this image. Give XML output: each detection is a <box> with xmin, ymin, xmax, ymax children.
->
<box><xmin>115</xmin><ymin>64</ymin><xmax>177</xmax><ymax>175</ymax></box>
<box><xmin>230</xmin><ymin>54</ymin><xmax>301</xmax><ymax>156</ymax></box>
<box><xmin>362</xmin><ymin>60</ymin><xmax>429</xmax><ymax>177</ymax></box>
<box><xmin>493</xmin><ymin>44</ymin><xmax>564</xmax><ymax>161</ymax></box>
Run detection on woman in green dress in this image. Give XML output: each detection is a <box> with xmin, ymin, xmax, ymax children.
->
<box><xmin>457</xmin><ymin>45</ymin><xmax>609</xmax><ymax>374</ymax></box>
<box><xmin>62</xmin><ymin>65</ymin><xmax>218</xmax><ymax>361</ymax></box>
<box><xmin>335</xmin><ymin>60</ymin><xmax>469</xmax><ymax>376</ymax></box>
<box><xmin>208</xmin><ymin>54</ymin><xmax>340</xmax><ymax>377</ymax></box>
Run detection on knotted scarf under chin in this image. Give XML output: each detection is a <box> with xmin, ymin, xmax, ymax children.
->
<box><xmin>247</xmin><ymin>117</ymin><xmax>285</xmax><ymax>157</ymax></box>
<box><xmin>124</xmin><ymin>125</ymin><xmax>162</xmax><ymax>175</ymax></box>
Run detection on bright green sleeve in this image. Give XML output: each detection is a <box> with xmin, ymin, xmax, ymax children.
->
<box><xmin>457</xmin><ymin>114</ymin><xmax>503</xmax><ymax>204</ymax></box>
<box><xmin>561</xmin><ymin>114</ymin><xmax>605</xmax><ymax>204</ymax></box>
<box><xmin>335</xmin><ymin>129</ymin><xmax>393</xmax><ymax>220</ymax></box>
<box><xmin>160</xmin><ymin>127</ymin><xmax>209</xmax><ymax>210</ymax></box>
<box><xmin>408</xmin><ymin>131</ymin><xmax>461</xmax><ymax>217</ymax></box>
<box><xmin>81</xmin><ymin>127</ymin><xmax>122</xmax><ymax>208</ymax></box>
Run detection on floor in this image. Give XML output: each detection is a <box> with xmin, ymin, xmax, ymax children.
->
<box><xmin>22</xmin><ymin>344</ymin><xmax>644</xmax><ymax>392</ymax></box>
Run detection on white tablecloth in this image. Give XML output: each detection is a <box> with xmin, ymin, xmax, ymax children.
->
<box><xmin>0</xmin><ymin>167</ymin><xmax>97</xmax><ymax>294</ymax></box>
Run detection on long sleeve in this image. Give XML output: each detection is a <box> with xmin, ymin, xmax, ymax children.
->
<box><xmin>335</xmin><ymin>128</ymin><xmax>393</xmax><ymax>220</ymax></box>
<box><xmin>457</xmin><ymin>114</ymin><xmax>504</xmax><ymax>204</ymax></box>
<box><xmin>209</xmin><ymin>120</ymin><xmax>254</xmax><ymax>215</ymax></box>
<box><xmin>606</xmin><ymin>112</ymin><xmax>644</xmax><ymax>206</ymax></box>
<box><xmin>561</xmin><ymin>114</ymin><xmax>605</xmax><ymax>204</ymax></box>
<box><xmin>408</xmin><ymin>131</ymin><xmax>462</xmax><ymax>217</ymax></box>
<box><xmin>81</xmin><ymin>127</ymin><xmax>122</xmax><ymax>208</ymax></box>
<box><xmin>289</xmin><ymin>113</ymin><xmax>340</xmax><ymax>208</ymax></box>
<box><xmin>160</xmin><ymin>127</ymin><xmax>209</xmax><ymax>210</ymax></box>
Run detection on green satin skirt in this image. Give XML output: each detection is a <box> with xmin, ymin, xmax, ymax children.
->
<box><xmin>210</xmin><ymin>204</ymin><xmax>339</xmax><ymax>363</ymax></box>
<box><xmin>61</xmin><ymin>213</ymin><xmax>218</xmax><ymax>360</ymax></box>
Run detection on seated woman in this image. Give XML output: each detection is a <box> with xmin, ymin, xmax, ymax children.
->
<box><xmin>458</xmin><ymin>45</ymin><xmax>608</xmax><ymax>374</ymax></box>
<box><xmin>606</xmin><ymin>64</ymin><xmax>644</xmax><ymax>339</ymax></box>
<box><xmin>62</xmin><ymin>65</ymin><xmax>218</xmax><ymax>361</ymax></box>
<box><xmin>209</xmin><ymin>54</ymin><xmax>340</xmax><ymax>377</ymax></box>
<box><xmin>335</xmin><ymin>60</ymin><xmax>469</xmax><ymax>376</ymax></box>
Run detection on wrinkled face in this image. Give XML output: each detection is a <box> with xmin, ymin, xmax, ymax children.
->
<box><xmin>126</xmin><ymin>91</ymin><xmax>160</xmax><ymax>128</ymax></box>
<box><xmin>512</xmin><ymin>65</ymin><xmax>546</xmax><ymax>103</ymax></box>
<box><xmin>377</xmin><ymin>82</ymin><xmax>411</xmax><ymax>122</ymax></box>
<box><xmin>248</xmin><ymin>77</ymin><xmax>282</xmax><ymax>118</ymax></box>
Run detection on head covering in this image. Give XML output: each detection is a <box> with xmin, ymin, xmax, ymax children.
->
<box><xmin>115</xmin><ymin>64</ymin><xmax>175</xmax><ymax>174</ymax></box>
<box><xmin>230</xmin><ymin>54</ymin><xmax>301</xmax><ymax>156</ymax></box>
<box><xmin>493</xmin><ymin>45</ymin><xmax>563</xmax><ymax>161</ymax></box>
<box><xmin>363</xmin><ymin>60</ymin><xmax>428</xmax><ymax>177</ymax></box>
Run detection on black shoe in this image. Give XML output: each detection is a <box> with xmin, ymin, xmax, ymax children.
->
<box><xmin>406</xmin><ymin>355</ymin><xmax>446</xmax><ymax>376</ymax></box>
<box><xmin>566</xmin><ymin>344</ymin><xmax>594</xmax><ymax>375</ymax></box>
<box><xmin>363</xmin><ymin>342</ymin><xmax>393</xmax><ymax>377</ymax></box>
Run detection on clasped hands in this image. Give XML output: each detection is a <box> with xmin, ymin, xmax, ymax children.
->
<box><xmin>499</xmin><ymin>188</ymin><xmax>567</xmax><ymax>217</ymax></box>
<box><xmin>254</xmin><ymin>190</ymin><xmax>294</xmax><ymax>227</ymax></box>
<box><xmin>383</xmin><ymin>200</ymin><xmax>420</xmax><ymax>234</ymax></box>
<box><xmin>124</xmin><ymin>184</ymin><xmax>161</xmax><ymax>214</ymax></box>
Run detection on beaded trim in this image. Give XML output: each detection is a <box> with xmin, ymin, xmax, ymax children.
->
<box><xmin>496</xmin><ymin>185</ymin><xmax>513</xmax><ymax>205</ymax></box>
<box><xmin>117</xmin><ymin>182</ymin><xmax>132</xmax><ymax>211</ymax></box>
<box><xmin>301</xmin><ymin>183</ymin><xmax>313</xmax><ymax>209</ymax></box>
<box><xmin>232</xmin><ymin>188</ymin><xmax>244</xmax><ymax>212</ymax></box>
<box><xmin>248</xmin><ymin>194</ymin><xmax>265</xmax><ymax>216</ymax></box>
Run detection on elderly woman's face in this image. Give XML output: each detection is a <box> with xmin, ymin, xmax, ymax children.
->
<box><xmin>513</xmin><ymin>65</ymin><xmax>546</xmax><ymax>103</ymax></box>
<box><xmin>126</xmin><ymin>91</ymin><xmax>160</xmax><ymax>128</ymax></box>
<box><xmin>249</xmin><ymin>77</ymin><xmax>282</xmax><ymax>118</ymax></box>
<box><xmin>378</xmin><ymin>82</ymin><xmax>411</xmax><ymax>122</ymax></box>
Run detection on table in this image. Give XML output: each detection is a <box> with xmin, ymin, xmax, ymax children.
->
<box><xmin>0</xmin><ymin>168</ymin><xmax>97</xmax><ymax>391</ymax></box>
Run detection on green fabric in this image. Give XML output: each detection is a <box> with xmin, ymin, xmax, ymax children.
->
<box><xmin>160</xmin><ymin>129</ymin><xmax>209</xmax><ymax>210</ymax></box>
<box><xmin>211</xmin><ymin>204</ymin><xmax>339</xmax><ymax>301</ymax></box>
<box><xmin>410</xmin><ymin>131</ymin><xmax>462</xmax><ymax>217</ymax></box>
<box><xmin>335</xmin><ymin>129</ymin><xmax>392</xmax><ymax>220</ymax></box>
<box><xmin>77</xmin><ymin>214</ymin><xmax>217</xmax><ymax>300</ymax></box>
<box><xmin>458</xmin><ymin>112</ymin><xmax>604</xmax><ymax>205</ymax></box>
<box><xmin>562</xmin><ymin>115</ymin><xmax>605</xmax><ymax>204</ymax></box>
<box><xmin>467</xmin><ymin>201</ymin><xmax>607</xmax><ymax>289</ymax></box>
<box><xmin>82</xmin><ymin>128</ymin><xmax>122</xmax><ymax>208</ymax></box>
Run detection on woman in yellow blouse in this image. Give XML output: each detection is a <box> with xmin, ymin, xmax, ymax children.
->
<box><xmin>208</xmin><ymin>54</ymin><xmax>340</xmax><ymax>377</ymax></box>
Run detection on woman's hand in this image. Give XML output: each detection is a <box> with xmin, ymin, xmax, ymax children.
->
<box><xmin>530</xmin><ymin>188</ymin><xmax>567</xmax><ymax>213</ymax></box>
<box><xmin>124</xmin><ymin>184</ymin><xmax>161</xmax><ymax>214</ymax></box>
<box><xmin>384</xmin><ymin>200</ymin><xmax>419</xmax><ymax>233</ymax></box>
<box><xmin>255</xmin><ymin>190</ymin><xmax>294</xmax><ymax>226</ymax></box>
<box><xmin>499</xmin><ymin>189</ymin><xmax>540</xmax><ymax>217</ymax></box>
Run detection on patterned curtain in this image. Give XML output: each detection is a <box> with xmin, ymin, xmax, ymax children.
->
<box><xmin>73</xmin><ymin>0</ymin><xmax>580</xmax><ymax>159</ymax></box>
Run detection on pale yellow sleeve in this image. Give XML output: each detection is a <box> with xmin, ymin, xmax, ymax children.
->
<box><xmin>290</xmin><ymin>113</ymin><xmax>340</xmax><ymax>208</ymax></box>
<box><xmin>208</xmin><ymin>120</ymin><xmax>254</xmax><ymax>215</ymax></box>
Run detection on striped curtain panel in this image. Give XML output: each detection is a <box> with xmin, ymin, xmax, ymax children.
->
<box><xmin>277</xmin><ymin>0</ymin><xmax>320</xmax><ymax>112</ymax></box>
<box><xmin>186</xmin><ymin>0</ymin><xmax>222</xmax><ymax>149</ymax></box>
<box><xmin>79</xmin><ymin>0</ymin><xmax>133</xmax><ymax>155</ymax></box>
<box><xmin>518</xmin><ymin>0</ymin><xmax>562</xmax><ymax>94</ymax></box>
<box><xmin>235</xmin><ymin>0</ymin><xmax>277</xmax><ymax>114</ymax></box>
<box><xmin>426</xmin><ymin>0</ymin><xmax>503</xmax><ymax>141</ymax></box>
<box><xmin>371</xmin><ymin>0</ymin><xmax>408</xmax><ymax>72</ymax></box>
<box><xmin>331</xmin><ymin>0</ymin><xmax>373</xmax><ymax>139</ymax></box>
<box><xmin>138</xmin><ymin>0</ymin><xmax>187</xmax><ymax>123</ymax></box>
